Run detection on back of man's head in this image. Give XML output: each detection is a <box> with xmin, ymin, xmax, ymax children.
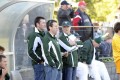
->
<box><xmin>0</xmin><ymin>46</ymin><xmax>5</xmax><ymax>52</ymax></box>
<box><xmin>0</xmin><ymin>46</ymin><xmax>5</xmax><ymax>54</ymax></box>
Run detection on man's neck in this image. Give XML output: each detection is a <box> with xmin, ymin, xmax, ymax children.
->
<box><xmin>117</xmin><ymin>33</ymin><xmax>120</xmax><ymax>36</ymax></box>
<box><xmin>37</xmin><ymin>28</ymin><xmax>43</xmax><ymax>32</ymax></box>
<box><xmin>79</xmin><ymin>8</ymin><xmax>85</xmax><ymax>12</ymax></box>
<box><xmin>36</xmin><ymin>26</ymin><xmax>44</xmax><ymax>32</ymax></box>
<box><xmin>49</xmin><ymin>31</ymin><xmax>55</xmax><ymax>37</ymax></box>
<box><xmin>64</xmin><ymin>32</ymin><xmax>71</xmax><ymax>35</ymax></box>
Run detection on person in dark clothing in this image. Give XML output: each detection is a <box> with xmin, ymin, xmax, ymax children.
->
<box><xmin>42</xmin><ymin>20</ymin><xmax>62</xmax><ymax>80</ymax></box>
<box><xmin>69</xmin><ymin>4</ymin><xmax>74</xmax><ymax>19</ymax></box>
<box><xmin>57</xmin><ymin>1</ymin><xmax>73</xmax><ymax>26</ymax></box>
<box><xmin>27</xmin><ymin>16</ymin><xmax>46</xmax><ymax>80</ymax></box>
<box><xmin>79</xmin><ymin>38</ymin><xmax>110</xmax><ymax>80</ymax></box>
<box><xmin>72</xmin><ymin>1</ymin><xmax>93</xmax><ymax>42</ymax></box>
<box><xmin>59</xmin><ymin>21</ymin><xmax>83</xmax><ymax>80</ymax></box>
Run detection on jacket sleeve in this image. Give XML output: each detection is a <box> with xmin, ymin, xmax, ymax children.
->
<box><xmin>72</xmin><ymin>14</ymin><xmax>81</xmax><ymax>26</ymax></box>
<box><xmin>76</xmin><ymin>40</ymin><xmax>83</xmax><ymax>45</ymax></box>
<box><xmin>42</xmin><ymin>38</ymin><xmax>55</xmax><ymax>67</ymax></box>
<box><xmin>58</xmin><ymin>39</ymin><xmax>77</xmax><ymax>52</ymax></box>
<box><xmin>28</xmin><ymin>34</ymin><xmax>42</xmax><ymax>63</ymax></box>
<box><xmin>80</xmin><ymin>41</ymin><xmax>90</xmax><ymax>63</ymax></box>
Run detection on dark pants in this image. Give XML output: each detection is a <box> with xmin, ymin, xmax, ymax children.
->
<box><xmin>62</xmin><ymin>67</ymin><xmax>77</xmax><ymax>80</ymax></box>
<box><xmin>33</xmin><ymin>64</ymin><xmax>45</xmax><ymax>80</ymax></box>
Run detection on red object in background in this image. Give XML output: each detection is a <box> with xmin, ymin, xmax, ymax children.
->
<box><xmin>72</xmin><ymin>14</ymin><xmax>81</xmax><ymax>30</ymax></box>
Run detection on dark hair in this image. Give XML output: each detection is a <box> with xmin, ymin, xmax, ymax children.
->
<box><xmin>46</xmin><ymin>20</ymin><xmax>57</xmax><ymax>31</ymax></box>
<box><xmin>0</xmin><ymin>55</ymin><xmax>6</xmax><ymax>62</ymax></box>
<box><xmin>34</xmin><ymin>16</ymin><xmax>45</xmax><ymax>27</ymax></box>
<box><xmin>0</xmin><ymin>46</ymin><xmax>5</xmax><ymax>51</ymax></box>
<box><xmin>114</xmin><ymin>22</ymin><xmax>120</xmax><ymax>33</ymax></box>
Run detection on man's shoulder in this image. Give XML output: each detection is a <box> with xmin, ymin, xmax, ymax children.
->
<box><xmin>43</xmin><ymin>33</ymin><xmax>51</xmax><ymax>40</ymax></box>
<box><xmin>59</xmin><ymin>33</ymin><xmax>64</xmax><ymax>37</ymax></box>
<box><xmin>58</xmin><ymin>8</ymin><xmax>63</xmax><ymax>12</ymax></box>
<box><xmin>84</xmin><ymin>39</ymin><xmax>92</xmax><ymax>45</ymax></box>
<box><xmin>28</xmin><ymin>32</ymin><xmax>37</xmax><ymax>38</ymax></box>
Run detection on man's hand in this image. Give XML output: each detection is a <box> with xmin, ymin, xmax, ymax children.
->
<box><xmin>68</xmin><ymin>39</ymin><xmax>77</xmax><ymax>46</ymax></box>
<box><xmin>63</xmin><ymin>52</ymin><xmax>69</xmax><ymax>57</ymax></box>
<box><xmin>2</xmin><ymin>68</ymin><xmax>8</xmax><ymax>76</ymax></box>
<box><xmin>0</xmin><ymin>68</ymin><xmax>8</xmax><ymax>80</ymax></box>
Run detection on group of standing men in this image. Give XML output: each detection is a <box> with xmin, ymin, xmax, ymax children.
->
<box><xmin>27</xmin><ymin>17</ymin><xmax>62</xmax><ymax>80</ymax></box>
<box><xmin>27</xmin><ymin>1</ymin><xmax>110</xmax><ymax>80</ymax></box>
<box><xmin>27</xmin><ymin>16</ymin><xmax>82</xmax><ymax>80</ymax></box>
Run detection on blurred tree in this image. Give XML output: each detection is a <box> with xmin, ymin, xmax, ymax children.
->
<box><xmin>53</xmin><ymin>0</ymin><xmax>119</xmax><ymax>22</ymax></box>
<box><xmin>79</xmin><ymin>0</ymin><xmax>119</xmax><ymax>22</ymax></box>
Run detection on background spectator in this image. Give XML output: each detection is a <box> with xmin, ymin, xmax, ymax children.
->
<box><xmin>57</xmin><ymin>1</ymin><xmax>73</xmax><ymax>26</ymax></box>
<box><xmin>72</xmin><ymin>1</ymin><xmax>93</xmax><ymax>42</ymax></box>
<box><xmin>112</xmin><ymin>22</ymin><xmax>120</xmax><ymax>80</ymax></box>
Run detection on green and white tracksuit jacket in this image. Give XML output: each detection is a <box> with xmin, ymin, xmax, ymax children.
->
<box><xmin>27</xmin><ymin>27</ymin><xmax>45</xmax><ymax>66</ymax></box>
<box><xmin>59</xmin><ymin>33</ymin><xmax>83</xmax><ymax>68</ymax></box>
<box><xmin>42</xmin><ymin>32</ymin><xmax>63</xmax><ymax>70</ymax></box>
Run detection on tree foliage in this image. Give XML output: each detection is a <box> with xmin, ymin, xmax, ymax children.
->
<box><xmin>83</xmin><ymin>0</ymin><xmax>119</xmax><ymax>22</ymax></box>
<box><xmin>54</xmin><ymin>0</ymin><xmax>119</xmax><ymax>22</ymax></box>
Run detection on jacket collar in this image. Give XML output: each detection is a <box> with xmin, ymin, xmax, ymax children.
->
<box><xmin>115</xmin><ymin>33</ymin><xmax>120</xmax><ymax>38</ymax></box>
<box><xmin>64</xmin><ymin>33</ymin><xmax>68</xmax><ymax>36</ymax></box>
<box><xmin>35</xmin><ymin>27</ymin><xmax>45</xmax><ymax>36</ymax></box>
<box><xmin>35</xmin><ymin>27</ymin><xmax>39</xmax><ymax>33</ymax></box>
<box><xmin>47</xmin><ymin>32</ymin><xmax>56</xmax><ymax>39</ymax></box>
<box><xmin>63</xmin><ymin>33</ymin><xmax>71</xmax><ymax>36</ymax></box>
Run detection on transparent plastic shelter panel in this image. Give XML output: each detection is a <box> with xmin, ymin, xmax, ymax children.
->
<box><xmin>0</xmin><ymin>0</ymin><xmax>11</xmax><ymax>8</ymax></box>
<box><xmin>0</xmin><ymin>1</ymin><xmax>46</xmax><ymax>51</ymax></box>
<box><xmin>0</xmin><ymin>1</ymin><xmax>54</xmax><ymax>70</ymax></box>
<box><xmin>0</xmin><ymin>2</ymin><xmax>42</xmax><ymax>38</ymax></box>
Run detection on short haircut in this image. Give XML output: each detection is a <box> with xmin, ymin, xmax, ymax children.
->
<box><xmin>34</xmin><ymin>16</ymin><xmax>45</xmax><ymax>27</ymax></box>
<box><xmin>46</xmin><ymin>20</ymin><xmax>57</xmax><ymax>31</ymax></box>
<box><xmin>0</xmin><ymin>46</ymin><xmax>5</xmax><ymax>51</ymax></box>
<box><xmin>0</xmin><ymin>55</ymin><xmax>6</xmax><ymax>62</ymax></box>
<box><xmin>114</xmin><ymin>22</ymin><xmax>120</xmax><ymax>33</ymax></box>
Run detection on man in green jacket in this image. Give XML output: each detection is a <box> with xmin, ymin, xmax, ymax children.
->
<box><xmin>79</xmin><ymin>38</ymin><xmax>110</xmax><ymax>80</ymax></box>
<box><xmin>59</xmin><ymin>21</ymin><xmax>82</xmax><ymax>80</ymax></box>
<box><xmin>42</xmin><ymin>20</ymin><xmax>62</xmax><ymax>80</ymax></box>
<box><xmin>27</xmin><ymin>16</ymin><xmax>46</xmax><ymax>80</ymax></box>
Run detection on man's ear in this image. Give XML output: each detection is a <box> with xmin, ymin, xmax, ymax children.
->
<box><xmin>36</xmin><ymin>23</ymin><xmax>39</xmax><ymax>27</ymax></box>
<box><xmin>49</xmin><ymin>26</ymin><xmax>52</xmax><ymax>30</ymax></box>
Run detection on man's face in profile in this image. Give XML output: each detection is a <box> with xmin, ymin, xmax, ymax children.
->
<box><xmin>0</xmin><ymin>58</ymin><xmax>7</xmax><ymax>69</ymax></box>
